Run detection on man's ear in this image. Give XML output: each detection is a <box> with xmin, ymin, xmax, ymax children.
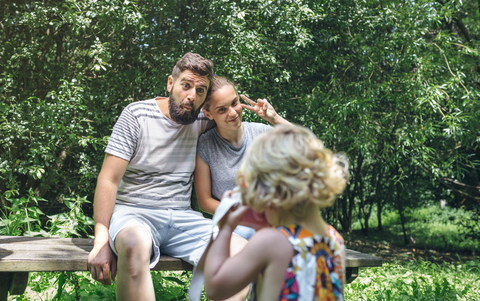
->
<box><xmin>202</xmin><ymin>108</ymin><xmax>213</xmax><ymax>120</ymax></box>
<box><xmin>167</xmin><ymin>75</ymin><xmax>174</xmax><ymax>91</ymax></box>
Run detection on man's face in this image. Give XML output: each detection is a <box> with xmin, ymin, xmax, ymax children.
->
<box><xmin>167</xmin><ymin>70</ymin><xmax>210</xmax><ymax>125</ymax></box>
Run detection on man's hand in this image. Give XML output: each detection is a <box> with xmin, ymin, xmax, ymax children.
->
<box><xmin>87</xmin><ymin>240</ymin><xmax>117</xmax><ymax>285</ymax></box>
<box><xmin>240</xmin><ymin>95</ymin><xmax>278</xmax><ymax>124</ymax></box>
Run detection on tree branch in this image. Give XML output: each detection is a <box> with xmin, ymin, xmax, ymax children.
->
<box><xmin>435</xmin><ymin>0</ymin><xmax>472</xmax><ymax>42</ymax></box>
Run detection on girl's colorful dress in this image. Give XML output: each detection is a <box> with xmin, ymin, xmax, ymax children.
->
<box><xmin>249</xmin><ymin>224</ymin><xmax>345</xmax><ymax>301</ymax></box>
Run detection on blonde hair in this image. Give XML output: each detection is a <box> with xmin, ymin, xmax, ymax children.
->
<box><xmin>236</xmin><ymin>124</ymin><xmax>349</xmax><ymax>219</ymax></box>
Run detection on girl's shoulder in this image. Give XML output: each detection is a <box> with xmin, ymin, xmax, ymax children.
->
<box><xmin>276</xmin><ymin>224</ymin><xmax>344</xmax><ymax>250</ymax></box>
<box><xmin>326</xmin><ymin>224</ymin><xmax>345</xmax><ymax>247</ymax></box>
<box><xmin>249</xmin><ymin>227</ymin><xmax>293</xmax><ymax>255</ymax></box>
<box><xmin>253</xmin><ymin>226</ymin><xmax>291</xmax><ymax>242</ymax></box>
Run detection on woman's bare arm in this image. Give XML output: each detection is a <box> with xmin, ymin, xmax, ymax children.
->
<box><xmin>194</xmin><ymin>154</ymin><xmax>221</xmax><ymax>214</ymax></box>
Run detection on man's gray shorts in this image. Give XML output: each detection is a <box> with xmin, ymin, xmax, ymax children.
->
<box><xmin>108</xmin><ymin>204</ymin><xmax>217</xmax><ymax>268</ymax></box>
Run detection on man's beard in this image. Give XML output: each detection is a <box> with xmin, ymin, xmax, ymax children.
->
<box><xmin>168</xmin><ymin>90</ymin><xmax>202</xmax><ymax>125</ymax></box>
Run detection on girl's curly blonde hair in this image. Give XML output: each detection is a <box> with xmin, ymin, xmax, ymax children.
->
<box><xmin>236</xmin><ymin>124</ymin><xmax>349</xmax><ymax>219</ymax></box>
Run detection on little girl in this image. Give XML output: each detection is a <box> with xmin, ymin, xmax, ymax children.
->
<box><xmin>203</xmin><ymin>124</ymin><xmax>349</xmax><ymax>301</ymax></box>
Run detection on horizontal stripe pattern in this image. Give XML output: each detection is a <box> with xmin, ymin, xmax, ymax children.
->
<box><xmin>105</xmin><ymin>98</ymin><xmax>211</xmax><ymax>208</ymax></box>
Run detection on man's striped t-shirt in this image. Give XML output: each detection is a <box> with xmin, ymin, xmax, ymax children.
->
<box><xmin>105</xmin><ymin>98</ymin><xmax>211</xmax><ymax>209</ymax></box>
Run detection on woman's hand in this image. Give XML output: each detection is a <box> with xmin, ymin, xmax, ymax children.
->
<box><xmin>240</xmin><ymin>95</ymin><xmax>278</xmax><ymax>124</ymax></box>
<box><xmin>240</xmin><ymin>94</ymin><xmax>291</xmax><ymax>125</ymax></box>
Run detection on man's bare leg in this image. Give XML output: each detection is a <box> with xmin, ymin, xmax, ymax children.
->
<box><xmin>115</xmin><ymin>226</ymin><xmax>155</xmax><ymax>301</ymax></box>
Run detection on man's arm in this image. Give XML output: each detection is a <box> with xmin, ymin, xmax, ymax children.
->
<box><xmin>194</xmin><ymin>154</ymin><xmax>220</xmax><ymax>214</ymax></box>
<box><xmin>87</xmin><ymin>153</ymin><xmax>129</xmax><ymax>285</ymax></box>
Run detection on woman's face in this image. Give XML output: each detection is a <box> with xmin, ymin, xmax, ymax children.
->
<box><xmin>203</xmin><ymin>85</ymin><xmax>242</xmax><ymax>130</ymax></box>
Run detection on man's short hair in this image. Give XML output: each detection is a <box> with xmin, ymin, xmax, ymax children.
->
<box><xmin>172</xmin><ymin>52</ymin><xmax>214</xmax><ymax>89</ymax></box>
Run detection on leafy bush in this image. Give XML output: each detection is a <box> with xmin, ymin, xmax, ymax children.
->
<box><xmin>1</xmin><ymin>0</ymin><xmax>479</xmax><ymax>239</ymax></box>
<box><xmin>0</xmin><ymin>191</ymin><xmax>93</xmax><ymax>238</ymax></box>
<box><xmin>0</xmin><ymin>189</ymin><xmax>47</xmax><ymax>236</ymax></box>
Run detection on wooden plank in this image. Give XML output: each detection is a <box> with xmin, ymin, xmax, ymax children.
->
<box><xmin>0</xmin><ymin>235</ymin><xmax>192</xmax><ymax>272</ymax></box>
<box><xmin>0</xmin><ymin>254</ymin><xmax>191</xmax><ymax>272</ymax></box>
<box><xmin>0</xmin><ymin>243</ymin><xmax>92</xmax><ymax>252</ymax></box>
<box><xmin>0</xmin><ymin>236</ymin><xmax>382</xmax><ymax>272</ymax></box>
<box><xmin>345</xmin><ymin>249</ymin><xmax>383</xmax><ymax>267</ymax></box>
<box><xmin>0</xmin><ymin>236</ymin><xmax>93</xmax><ymax>244</ymax></box>
<box><xmin>0</xmin><ymin>250</ymin><xmax>381</xmax><ymax>271</ymax></box>
<box><xmin>0</xmin><ymin>235</ymin><xmax>383</xmax><ymax>299</ymax></box>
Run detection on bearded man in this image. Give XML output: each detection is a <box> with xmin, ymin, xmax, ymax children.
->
<box><xmin>87</xmin><ymin>53</ymin><xmax>247</xmax><ymax>301</ymax></box>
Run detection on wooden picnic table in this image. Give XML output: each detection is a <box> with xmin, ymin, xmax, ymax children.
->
<box><xmin>0</xmin><ymin>235</ymin><xmax>383</xmax><ymax>300</ymax></box>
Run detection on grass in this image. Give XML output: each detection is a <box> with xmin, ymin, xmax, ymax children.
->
<box><xmin>8</xmin><ymin>205</ymin><xmax>480</xmax><ymax>300</ymax></box>
<box><xmin>345</xmin><ymin>260</ymin><xmax>480</xmax><ymax>301</ymax></box>
<box><xmin>348</xmin><ymin>205</ymin><xmax>480</xmax><ymax>252</ymax></box>
<box><xmin>9</xmin><ymin>271</ymin><xmax>207</xmax><ymax>301</ymax></box>
<box><xmin>11</xmin><ymin>260</ymin><xmax>480</xmax><ymax>301</ymax></box>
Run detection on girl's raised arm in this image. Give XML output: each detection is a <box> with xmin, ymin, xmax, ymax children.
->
<box><xmin>204</xmin><ymin>207</ymin><xmax>293</xmax><ymax>301</ymax></box>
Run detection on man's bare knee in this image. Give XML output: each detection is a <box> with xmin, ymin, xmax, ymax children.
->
<box><xmin>115</xmin><ymin>226</ymin><xmax>153</xmax><ymax>263</ymax></box>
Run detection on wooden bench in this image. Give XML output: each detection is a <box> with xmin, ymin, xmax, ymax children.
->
<box><xmin>0</xmin><ymin>235</ymin><xmax>383</xmax><ymax>300</ymax></box>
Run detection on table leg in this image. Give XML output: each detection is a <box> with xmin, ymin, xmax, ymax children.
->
<box><xmin>9</xmin><ymin>272</ymin><xmax>29</xmax><ymax>295</ymax></box>
<box><xmin>346</xmin><ymin>267</ymin><xmax>359</xmax><ymax>283</ymax></box>
<box><xmin>0</xmin><ymin>272</ymin><xmax>29</xmax><ymax>301</ymax></box>
<box><xmin>0</xmin><ymin>272</ymin><xmax>13</xmax><ymax>301</ymax></box>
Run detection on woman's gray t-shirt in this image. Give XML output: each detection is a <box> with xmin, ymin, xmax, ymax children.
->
<box><xmin>196</xmin><ymin>122</ymin><xmax>271</xmax><ymax>201</ymax></box>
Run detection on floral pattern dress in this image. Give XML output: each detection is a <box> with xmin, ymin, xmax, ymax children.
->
<box><xmin>249</xmin><ymin>224</ymin><xmax>345</xmax><ymax>301</ymax></box>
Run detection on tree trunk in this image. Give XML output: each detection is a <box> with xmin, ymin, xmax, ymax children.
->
<box><xmin>377</xmin><ymin>198</ymin><xmax>383</xmax><ymax>230</ymax></box>
<box><xmin>396</xmin><ymin>181</ymin><xmax>409</xmax><ymax>245</ymax></box>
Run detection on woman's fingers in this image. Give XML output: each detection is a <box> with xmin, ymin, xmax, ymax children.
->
<box><xmin>263</xmin><ymin>101</ymin><xmax>269</xmax><ymax>111</ymax></box>
<box><xmin>240</xmin><ymin>94</ymin><xmax>255</xmax><ymax>105</ymax></box>
<box><xmin>240</xmin><ymin>103</ymin><xmax>257</xmax><ymax>112</ymax></box>
<box><xmin>240</xmin><ymin>95</ymin><xmax>272</xmax><ymax>117</ymax></box>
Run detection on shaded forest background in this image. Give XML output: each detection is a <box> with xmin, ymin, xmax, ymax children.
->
<box><xmin>1</xmin><ymin>0</ymin><xmax>479</xmax><ymax>245</ymax></box>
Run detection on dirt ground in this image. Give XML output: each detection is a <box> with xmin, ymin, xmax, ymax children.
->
<box><xmin>344</xmin><ymin>230</ymin><xmax>477</xmax><ymax>264</ymax></box>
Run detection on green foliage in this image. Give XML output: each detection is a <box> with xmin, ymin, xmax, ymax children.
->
<box><xmin>1</xmin><ymin>0</ymin><xmax>478</xmax><ymax>299</ymax></box>
<box><xmin>1</xmin><ymin>0</ymin><xmax>479</xmax><ymax>239</ymax></box>
<box><xmin>10</xmin><ymin>271</ymin><xmax>207</xmax><ymax>301</ymax></box>
<box><xmin>0</xmin><ymin>188</ymin><xmax>47</xmax><ymax>236</ymax></box>
<box><xmin>13</xmin><ymin>261</ymin><xmax>480</xmax><ymax>300</ymax></box>
<box><xmin>350</xmin><ymin>205</ymin><xmax>480</xmax><ymax>251</ymax></box>
<box><xmin>0</xmin><ymin>190</ymin><xmax>93</xmax><ymax>238</ymax></box>
<box><xmin>46</xmin><ymin>196</ymin><xmax>94</xmax><ymax>238</ymax></box>
<box><xmin>345</xmin><ymin>260</ymin><xmax>480</xmax><ymax>300</ymax></box>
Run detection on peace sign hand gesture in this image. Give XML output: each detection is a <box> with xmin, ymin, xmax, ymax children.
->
<box><xmin>240</xmin><ymin>94</ymin><xmax>291</xmax><ymax>126</ymax></box>
<box><xmin>240</xmin><ymin>94</ymin><xmax>279</xmax><ymax>124</ymax></box>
